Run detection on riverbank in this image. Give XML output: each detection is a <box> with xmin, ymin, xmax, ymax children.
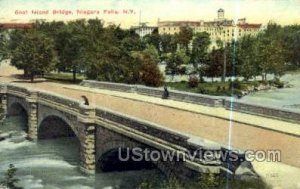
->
<box><xmin>167</xmin><ymin>78</ymin><xmax>285</xmax><ymax>97</ymax></box>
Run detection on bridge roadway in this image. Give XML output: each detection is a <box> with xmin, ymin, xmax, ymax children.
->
<box><xmin>1</xmin><ymin>64</ymin><xmax>300</xmax><ymax>188</ymax></box>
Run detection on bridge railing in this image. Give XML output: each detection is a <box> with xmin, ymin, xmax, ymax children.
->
<box><xmin>81</xmin><ymin>80</ymin><xmax>223</xmax><ymax>107</ymax></box>
<box><xmin>38</xmin><ymin>91</ymin><xmax>81</xmax><ymax>111</ymax></box>
<box><xmin>6</xmin><ymin>84</ymin><xmax>31</xmax><ymax>96</ymax></box>
<box><xmin>224</xmin><ymin>99</ymin><xmax>300</xmax><ymax>124</ymax></box>
<box><xmin>95</xmin><ymin>107</ymin><xmax>190</xmax><ymax>146</ymax></box>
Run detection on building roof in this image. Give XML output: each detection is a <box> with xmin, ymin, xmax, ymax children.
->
<box><xmin>0</xmin><ymin>23</ymin><xmax>33</xmax><ymax>29</ymax></box>
<box><xmin>158</xmin><ymin>21</ymin><xmax>201</xmax><ymax>27</ymax></box>
<box><xmin>204</xmin><ymin>20</ymin><xmax>234</xmax><ymax>27</ymax></box>
<box><xmin>238</xmin><ymin>23</ymin><xmax>262</xmax><ymax>29</ymax></box>
<box><xmin>131</xmin><ymin>25</ymin><xmax>157</xmax><ymax>29</ymax></box>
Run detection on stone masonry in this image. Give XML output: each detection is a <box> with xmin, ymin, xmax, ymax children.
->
<box><xmin>0</xmin><ymin>83</ymin><xmax>249</xmax><ymax>182</ymax></box>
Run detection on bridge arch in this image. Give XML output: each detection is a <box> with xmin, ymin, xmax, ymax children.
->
<box><xmin>96</xmin><ymin>127</ymin><xmax>174</xmax><ymax>177</ymax></box>
<box><xmin>37</xmin><ymin>104</ymin><xmax>81</xmax><ymax>139</ymax></box>
<box><xmin>38</xmin><ymin>115</ymin><xmax>77</xmax><ymax>140</ymax></box>
<box><xmin>7</xmin><ymin>102</ymin><xmax>29</xmax><ymax>132</ymax></box>
<box><xmin>8</xmin><ymin>102</ymin><xmax>27</xmax><ymax>115</ymax></box>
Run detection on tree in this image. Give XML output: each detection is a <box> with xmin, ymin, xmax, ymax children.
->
<box><xmin>0</xmin><ymin>29</ymin><xmax>9</xmax><ymax>62</ymax></box>
<box><xmin>165</xmin><ymin>49</ymin><xmax>190</xmax><ymax>80</ymax></box>
<box><xmin>206</xmin><ymin>47</ymin><xmax>223</xmax><ymax>81</ymax></box>
<box><xmin>143</xmin><ymin>29</ymin><xmax>161</xmax><ymax>55</ymax></box>
<box><xmin>281</xmin><ymin>25</ymin><xmax>300</xmax><ymax>69</ymax></box>
<box><xmin>237</xmin><ymin>35</ymin><xmax>259</xmax><ymax>80</ymax></box>
<box><xmin>7</xmin><ymin>29</ymin><xmax>28</xmax><ymax>76</ymax></box>
<box><xmin>254</xmin><ymin>33</ymin><xmax>286</xmax><ymax>80</ymax></box>
<box><xmin>11</xmin><ymin>30</ymin><xmax>57</xmax><ymax>82</ymax></box>
<box><xmin>0</xmin><ymin>164</ymin><xmax>22</xmax><ymax>189</ymax></box>
<box><xmin>191</xmin><ymin>32</ymin><xmax>211</xmax><ymax>78</ymax></box>
<box><xmin>175</xmin><ymin>27</ymin><xmax>193</xmax><ymax>54</ymax></box>
<box><xmin>160</xmin><ymin>34</ymin><xmax>177</xmax><ymax>54</ymax></box>
<box><xmin>83</xmin><ymin>22</ymin><xmax>143</xmax><ymax>83</ymax></box>
<box><xmin>56</xmin><ymin>19</ymin><xmax>87</xmax><ymax>82</ymax></box>
<box><xmin>121</xmin><ymin>34</ymin><xmax>145</xmax><ymax>52</ymax></box>
<box><xmin>131</xmin><ymin>45</ymin><xmax>163</xmax><ymax>86</ymax></box>
<box><xmin>85</xmin><ymin>45</ymin><xmax>135</xmax><ymax>83</ymax></box>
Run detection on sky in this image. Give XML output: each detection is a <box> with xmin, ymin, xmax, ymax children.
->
<box><xmin>0</xmin><ymin>0</ymin><xmax>299</xmax><ymax>28</ymax></box>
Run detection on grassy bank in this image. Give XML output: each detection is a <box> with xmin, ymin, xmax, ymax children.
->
<box><xmin>44</xmin><ymin>72</ymin><xmax>86</xmax><ymax>84</ymax></box>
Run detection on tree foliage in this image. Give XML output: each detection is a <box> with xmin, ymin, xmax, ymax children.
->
<box><xmin>5</xmin><ymin>20</ymin><xmax>300</xmax><ymax>85</ymax></box>
<box><xmin>191</xmin><ymin>32</ymin><xmax>211</xmax><ymax>77</ymax></box>
<box><xmin>0</xmin><ymin>164</ymin><xmax>22</xmax><ymax>189</ymax></box>
<box><xmin>165</xmin><ymin>49</ymin><xmax>190</xmax><ymax>79</ymax></box>
<box><xmin>175</xmin><ymin>27</ymin><xmax>193</xmax><ymax>54</ymax></box>
<box><xmin>10</xmin><ymin>30</ymin><xmax>57</xmax><ymax>81</ymax></box>
<box><xmin>0</xmin><ymin>29</ymin><xmax>9</xmax><ymax>61</ymax></box>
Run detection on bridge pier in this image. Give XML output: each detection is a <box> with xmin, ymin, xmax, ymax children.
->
<box><xmin>26</xmin><ymin>91</ymin><xmax>38</xmax><ymax>140</ymax></box>
<box><xmin>0</xmin><ymin>94</ymin><xmax>7</xmax><ymax>120</ymax></box>
<box><xmin>0</xmin><ymin>85</ymin><xmax>7</xmax><ymax>120</ymax></box>
<box><xmin>80</xmin><ymin>124</ymin><xmax>96</xmax><ymax>174</ymax></box>
<box><xmin>78</xmin><ymin>105</ymin><xmax>96</xmax><ymax>174</ymax></box>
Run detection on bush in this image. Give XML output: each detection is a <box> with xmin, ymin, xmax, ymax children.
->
<box><xmin>162</xmin><ymin>176</ymin><xmax>182</xmax><ymax>189</ymax></box>
<box><xmin>188</xmin><ymin>76</ymin><xmax>199</xmax><ymax>88</ymax></box>
<box><xmin>195</xmin><ymin>172</ymin><xmax>219</xmax><ymax>189</ymax></box>
<box><xmin>141</xmin><ymin>61</ymin><xmax>164</xmax><ymax>87</ymax></box>
<box><xmin>260</xmin><ymin>80</ymin><xmax>268</xmax><ymax>85</ymax></box>
<box><xmin>197</xmin><ymin>86</ymin><xmax>207</xmax><ymax>94</ymax></box>
<box><xmin>0</xmin><ymin>164</ymin><xmax>22</xmax><ymax>189</ymax></box>
<box><xmin>138</xmin><ymin>179</ymin><xmax>154</xmax><ymax>189</ymax></box>
<box><xmin>269</xmin><ymin>77</ymin><xmax>284</xmax><ymax>88</ymax></box>
<box><xmin>229</xmin><ymin>79</ymin><xmax>243</xmax><ymax>90</ymax></box>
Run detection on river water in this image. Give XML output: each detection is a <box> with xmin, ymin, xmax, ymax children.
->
<box><xmin>0</xmin><ymin>116</ymin><xmax>164</xmax><ymax>189</ymax></box>
<box><xmin>238</xmin><ymin>72</ymin><xmax>300</xmax><ymax>112</ymax></box>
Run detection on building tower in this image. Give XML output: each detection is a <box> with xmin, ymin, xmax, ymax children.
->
<box><xmin>218</xmin><ymin>8</ymin><xmax>224</xmax><ymax>20</ymax></box>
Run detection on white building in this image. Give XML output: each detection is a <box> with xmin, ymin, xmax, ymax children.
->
<box><xmin>131</xmin><ymin>23</ymin><xmax>158</xmax><ymax>37</ymax></box>
<box><xmin>158</xmin><ymin>9</ymin><xmax>262</xmax><ymax>46</ymax></box>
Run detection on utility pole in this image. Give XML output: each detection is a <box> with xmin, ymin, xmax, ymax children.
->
<box><xmin>222</xmin><ymin>43</ymin><xmax>227</xmax><ymax>82</ymax></box>
<box><xmin>139</xmin><ymin>10</ymin><xmax>141</xmax><ymax>26</ymax></box>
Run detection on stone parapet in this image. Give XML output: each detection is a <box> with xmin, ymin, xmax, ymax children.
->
<box><xmin>224</xmin><ymin>99</ymin><xmax>300</xmax><ymax>124</ymax></box>
<box><xmin>81</xmin><ymin>80</ymin><xmax>223</xmax><ymax>107</ymax></box>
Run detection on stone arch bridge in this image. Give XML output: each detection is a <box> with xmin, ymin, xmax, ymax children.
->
<box><xmin>0</xmin><ymin>84</ymin><xmax>246</xmax><ymax>182</ymax></box>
